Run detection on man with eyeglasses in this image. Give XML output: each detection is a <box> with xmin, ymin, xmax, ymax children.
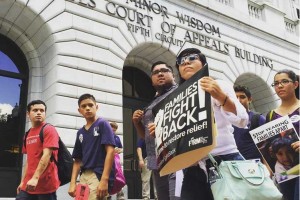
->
<box><xmin>132</xmin><ymin>61</ymin><xmax>179</xmax><ymax>200</ymax></box>
<box><xmin>175</xmin><ymin>48</ymin><xmax>248</xmax><ymax>200</ymax></box>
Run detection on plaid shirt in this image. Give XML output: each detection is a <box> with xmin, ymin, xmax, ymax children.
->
<box><xmin>142</xmin><ymin>84</ymin><xmax>177</xmax><ymax>170</ymax></box>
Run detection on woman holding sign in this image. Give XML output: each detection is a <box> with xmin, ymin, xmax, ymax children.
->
<box><xmin>175</xmin><ymin>48</ymin><xmax>248</xmax><ymax>200</ymax></box>
<box><xmin>266</xmin><ymin>69</ymin><xmax>299</xmax><ymax>200</ymax></box>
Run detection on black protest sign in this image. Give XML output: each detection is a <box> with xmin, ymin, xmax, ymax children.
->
<box><xmin>153</xmin><ymin>65</ymin><xmax>216</xmax><ymax>176</ymax></box>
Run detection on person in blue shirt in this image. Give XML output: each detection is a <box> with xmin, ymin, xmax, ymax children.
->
<box><xmin>233</xmin><ymin>85</ymin><xmax>266</xmax><ymax>160</ymax></box>
<box><xmin>137</xmin><ymin>138</ymin><xmax>157</xmax><ymax>200</ymax></box>
<box><xmin>110</xmin><ymin>122</ymin><xmax>123</xmax><ymax>154</ymax></box>
<box><xmin>109</xmin><ymin>121</ymin><xmax>125</xmax><ymax>200</ymax></box>
<box><xmin>68</xmin><ymin>93</ymin><xmax>116</xmax><ymax>200</ymax></box>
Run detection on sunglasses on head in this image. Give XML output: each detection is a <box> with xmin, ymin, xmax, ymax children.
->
<box><xmin>176</xmin><ymin>54</ymin><xmax>199</xmax><ymax>65</ymax></box>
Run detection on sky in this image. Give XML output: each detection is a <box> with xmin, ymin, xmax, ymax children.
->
<box><xmin>0</xmin><ymin>51</ymin><xmax>20</xmax><ymax>114</ymax></box>
<box><xmin>0</xmin><ymin>103</ymin><xmax>13</xmax><ymax>115</ymax></box>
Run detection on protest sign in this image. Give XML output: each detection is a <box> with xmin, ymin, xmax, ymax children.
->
<box><xmin>153</xmin><ymin>65</ymin><xmax>217</xmax><ymax>176</ymax></box>
<box><xmin>250</xmin><ymin>115</ymin><xmax>299</xmax><ymax>183</ymax></box>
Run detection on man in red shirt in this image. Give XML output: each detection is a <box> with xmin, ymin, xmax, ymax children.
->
<box><xmin>16</xmin><ymin>100</ymin><xmax>60</xmax><ymax>200</ymax></box>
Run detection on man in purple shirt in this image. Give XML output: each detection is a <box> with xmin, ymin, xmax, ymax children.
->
<box><xmin>233</xmin><ymin>85</ymin><xmax>266</xmax><ymax>160</ymax></box>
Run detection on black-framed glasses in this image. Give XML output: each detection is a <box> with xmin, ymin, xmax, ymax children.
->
<box><xmin>271</xmin><ymin>79</ymin><xmax>294</xmax><ymax>87</ymax></box>
<box><xmin>151</xmin><ymin>68</ymin><xmax>171</xmax><ymax>76</ymax></box>
<box><xmin>176</xmin><ymin>54</ymin><xmax>199</xmax><ymax>65</ymax></box>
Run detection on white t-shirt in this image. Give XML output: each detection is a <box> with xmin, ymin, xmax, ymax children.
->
<box><xmin>275</xmin><ymin>161</ymin><xmax>298</xmax><ymax>182</ymax></box>
<box><xmin>210</xmin><ymin>79</ymin><xmax>249</xmax><ymax>156</ymax></box>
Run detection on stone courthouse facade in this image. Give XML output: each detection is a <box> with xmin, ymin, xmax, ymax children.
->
<box><xmin>0</xmin><ymin>0</ymin><xmax>298</xmax><ymax>198</ymax></box>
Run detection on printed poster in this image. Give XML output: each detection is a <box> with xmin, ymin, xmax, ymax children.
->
<box><xmin>250</xmin><ymin>115</ymin><xmax>299</xmax><ymax>183</ymax></box>
<box><xmin>153</xmin><ymin>65</ymin><xmax>217</xmax><ymax>176</ymax></box>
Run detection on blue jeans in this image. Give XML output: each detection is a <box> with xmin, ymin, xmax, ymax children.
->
<box><xmin>152</xmin><ymin>169</ymin><xmax>169</xmax><ymax>200</ymax></box>
<box><xmin>16</xmin><ymin>190</ymin><xmax>57</xmax><ymax>200</ymax></box>
<box><xmin>152</xmin><ymin>170</ymin><xmax>180</xmax><ymax>200</ymax></box>
<box><xmin>181</xmin><ymin>152</ymin><xmax>244</xmax><ymax>200</ymax></box>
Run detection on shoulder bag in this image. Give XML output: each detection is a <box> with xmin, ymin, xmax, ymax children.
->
<box><xmin>208</xmin><ymin>154</ymin><xmax>282</xmax><ymax>200</ymax></box>
<box><xmin>109</xmin><ymin>153</ymin><xmax>126</xmax><ymax>195</ymax></box>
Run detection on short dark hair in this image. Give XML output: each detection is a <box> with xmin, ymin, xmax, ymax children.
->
<box><xmin>78</xmin><ymin>93</ymin><xmax>96</xmax><ymax>106</ymax></box>
<box><xmin>151</xmin><ymin>61</ymin><xmax>173</xmax><ymax>73</ymax></box>
<box><xmin>234</xmin><ymin>85</ymin><xmax>251</xmax><ymax>98</ymax></box>
<box><xmin>27</xmin><ymin>100</ymin><xmax>47</xmax><ymax>112</ymax></box>
<box><xmin>176</xmin><ymin>48</ymin><xmax>207</xmax><ymax>69</ymax></box>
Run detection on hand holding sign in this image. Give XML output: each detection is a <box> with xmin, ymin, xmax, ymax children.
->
<box><xmin>132</xmin><ymin>110</ymin><xmax>144</xmax><ymax>124</ymax></box>
<box><xmin>291</xmin><ymin>141</ymin><xmax>300</xmax><ymax>152</ymax></box>
<box><xmin>153</xmin><ymin>65</ymin><xmax>217</xmax><ymax>176</ymax></box>
<box><xmin>148</xmin><ymin>122</ymin><xmax>156</xmax><ymax>138</ymax></box>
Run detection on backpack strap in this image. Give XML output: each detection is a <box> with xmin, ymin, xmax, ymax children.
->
<box><xmin>266</xmin><ymin>110</ymin><xmax>274</xmax><ymax>123</ymax></box>
<box><xmin>38</xmin><ymin>123</ymin><xmax>50</xmax><ymax>143</ymax></box>
<box><xmin>24</xmin><ymin>123</ymin><xmax>57</xmax><ymax>163</ymax></box>
<box><xmin>249</xmin><ymin>112</ymin><xmax>261</xmax><ymax>130</ymax></box>
<box><xmin>23</xmin><ymin>123</ymin><xmax>49</xmax><ymax>149</ymax></box>
<box><xmin>39</xmin><ymin>123</ymin><xmax>58</xmax><ymax>164</ymax></box>
<box><xmin>24</xmin><ymin>130</ymin><xmax>30</xmax><ymax>149</ymax></box>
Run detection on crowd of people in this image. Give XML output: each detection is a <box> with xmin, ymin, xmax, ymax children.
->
<box><xmin>15</xmin><ymin>47</ymin><xmax>299</xmax><ymax>200</ymax></box>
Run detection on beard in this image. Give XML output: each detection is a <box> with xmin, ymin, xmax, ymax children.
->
<box><xmin>154</xmin><ymin>82</ymin><xmax>174</xmax><ymax>94</ymax></box>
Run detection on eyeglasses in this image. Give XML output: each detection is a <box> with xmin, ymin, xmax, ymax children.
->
<box><xmin>176</xmin><ymin>54</ymin><xmax>199</xmax><ymax>65</ymax></box>
<box><xmin>151</xmin><ymin>68</ymin><xmax>171</xmax><ymax>76</ymax></box>
<box><xmin>271</xmin><ymin>79</ymin><xmax>294</xmax><ymax>87</ymax></box>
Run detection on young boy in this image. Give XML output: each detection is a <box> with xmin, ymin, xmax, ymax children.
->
<box><xmin>233</xmin><ymin>85</ymin><xmax>266</xmax><ymax>160</ymax></box>
<box><xmin>68</xmin><ymin>94</ymin><xmax>116</xmax><ymax>200</ymax></box>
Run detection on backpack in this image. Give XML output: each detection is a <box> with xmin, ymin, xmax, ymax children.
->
<box><xmin>249</xmin><ymin>112</ymin><xmax>262</xmax><ymax>131</ymax></box>
<box><xmin>24</xmin><ymin>123</ymin><xmax>73</xmax><ymax>186</ymax></box>
<box><xmin>109</xmin><ymin>153</ymin><xmax>126</xmax><ymax>195</ymax></box>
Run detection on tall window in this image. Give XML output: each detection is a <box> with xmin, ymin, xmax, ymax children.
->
<box><xmin>122</xmin><ymin>66</ymin><xmax>155</xmax><ymax>157</ymax></box>
<box><xmin>0</xmin><ymin>33</ymin><xmax>28</xmax><ymax>170</ymax></box>
<box><xmin>123</xmin><ymin>67</ymin><xmax>156</xmax><ymax>100</ymax></box>
<box><xmin>122</xmin><ymin>66</ymin><xmax>156</xmax><ymax>198</ymax></box>
<box><xmin>0</xmin><ymin>52</ymin><xmax>23</xmax><ymax>167</ymax></box>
